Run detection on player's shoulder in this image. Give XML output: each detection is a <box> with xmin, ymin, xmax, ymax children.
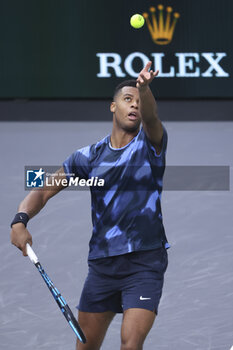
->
<box><xmin>88</xmin><ymin>134</ymin><xmax>110</xmax><ymax>160</ymax></box>
<box><xmin>76</xmin><ymin>135</ymin><xmax>108</xmax><ymax>155</ymax></box>
<box><xmin>94</xmin><ymin>134</ymin><xmax>109</xmax><ymax>150</ymax></box>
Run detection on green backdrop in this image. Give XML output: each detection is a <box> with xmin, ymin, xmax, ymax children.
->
<box><xmin>0</xmin><ymin>0</ymin><xmax>232</xmax><ymax>98</ymax></box>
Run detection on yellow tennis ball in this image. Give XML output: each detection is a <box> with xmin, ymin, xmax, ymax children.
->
<box><xmin>130</xmin><ymin>14</ymin><xmax>145</xmax><ymax>29</ymax></box>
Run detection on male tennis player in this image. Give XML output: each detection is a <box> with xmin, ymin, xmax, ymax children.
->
<box><xmin>11</xmin><ymin>61</ymin><xmax>169</xmax><ymax>350</ymax></box>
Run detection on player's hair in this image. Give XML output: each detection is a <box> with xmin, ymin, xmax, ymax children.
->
<box><xmin>113</xmin><ymin>80</ymin><xmax>137</xmax><ymax>100</ymax></box>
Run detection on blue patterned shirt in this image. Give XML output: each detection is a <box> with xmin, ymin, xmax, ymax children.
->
<box><xmin>63</xmin><ymin>126</ymin><xmax>169</xmax><ymax>260</ymax></box>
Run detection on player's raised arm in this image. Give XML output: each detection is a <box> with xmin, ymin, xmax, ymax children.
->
<box><xmin>136</xmin><ymin>61</ymin><xmax>163</xmax><ymax>153</ymax></box>
<box><xmin>10</xmin><ymin>167</ymin><xmax>67</xmax><ymax>256</ymax></box>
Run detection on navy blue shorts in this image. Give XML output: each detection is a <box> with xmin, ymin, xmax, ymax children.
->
<box><xmin>78</xmin><ymin>247</ymin><xmax>168</xmax><ymax>315</ymax></box>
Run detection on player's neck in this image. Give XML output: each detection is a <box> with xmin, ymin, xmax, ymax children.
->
<box><xmin>110</xmin><ymin>127</ymin><xmax>139</xmax><ymax>149</ymax></box>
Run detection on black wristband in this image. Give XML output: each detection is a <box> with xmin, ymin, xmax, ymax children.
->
<box><xmin>11</xmin><ymin>212</ymin><xmax>29</xmax><ymax>228</ymax></box>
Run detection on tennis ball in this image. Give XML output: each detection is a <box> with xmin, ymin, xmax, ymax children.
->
<box><xmin>130</xmin><ymin>14</ymin><xmax>145</xmax><ymax>29</ymax></box>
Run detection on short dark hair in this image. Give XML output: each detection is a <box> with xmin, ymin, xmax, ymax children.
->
<box><xmin>113</xmin><ymin>79</ymin><xmax>137</xmax><ymax>100</ymax></box>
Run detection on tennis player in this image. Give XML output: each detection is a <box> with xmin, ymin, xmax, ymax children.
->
<box><xmin>11</xmin><ymin>61</ymin><xmax>169</xmax><ymax>350</ymax></box>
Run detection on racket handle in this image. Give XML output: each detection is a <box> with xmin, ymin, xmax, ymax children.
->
<box><xmin>26</xmin><ymin>243</ymin><xmax>39</xmax><ymax>264</ymax></box>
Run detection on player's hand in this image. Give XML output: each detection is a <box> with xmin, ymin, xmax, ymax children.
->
<box><xmin>10</xmin><ymin>223</ymin><xmax>32</xmax><ymax>256</ymax></box>
<box><xmin>136</xmin><ymin>61</ymin><xmax>159</xmax><ymax>89</ymax></box>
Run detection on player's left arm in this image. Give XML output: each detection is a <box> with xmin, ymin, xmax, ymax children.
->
<box><xmin>137</xmin><ymin>61</ymin><xmax>163</xmax><ymax>154</ymax></box>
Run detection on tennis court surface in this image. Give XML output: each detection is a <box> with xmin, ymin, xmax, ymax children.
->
<box><xmin>1</xmin><ymin>121</ymin><xmax>233</xmax><ymax>350</ymax></box>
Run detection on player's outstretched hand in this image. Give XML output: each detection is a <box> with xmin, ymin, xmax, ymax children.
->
<box><xmin>11</xmin><ymin>223</ymin><xmax>32</xmax><ymax>256</ymax></box>
<box><xmin>136</xmin><ymin>61</ymin><xmax>159</xmax><ymax>89</ymax></box>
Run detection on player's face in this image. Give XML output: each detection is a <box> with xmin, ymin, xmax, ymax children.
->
<box><xmin>110</xmin><ymin>86</ymin><xmax>141</xmax><ymax>132</ymax></box>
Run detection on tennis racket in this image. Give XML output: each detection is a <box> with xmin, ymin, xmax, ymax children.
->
<box><xmin>26</xmin><ymin>243</ymin><xmax>86</xmax><ymax>344</ymax></box>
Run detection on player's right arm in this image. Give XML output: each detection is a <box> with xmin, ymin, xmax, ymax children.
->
<box><xmin>10</xmin><ymin>167</ymin><xmax>67</xmax><ymax>256</ymax></box>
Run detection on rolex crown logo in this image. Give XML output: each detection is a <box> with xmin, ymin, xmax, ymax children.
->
<box><xmin>143</xmin><ymin>5</ymin><xmax>180</xmax><ymax>45</ymax></box>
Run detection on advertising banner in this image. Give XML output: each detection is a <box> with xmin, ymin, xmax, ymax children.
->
<box><xmin>0</xmin><ymin>0</ymin><xmax>232</xmax><ymax>98</ymax></box>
